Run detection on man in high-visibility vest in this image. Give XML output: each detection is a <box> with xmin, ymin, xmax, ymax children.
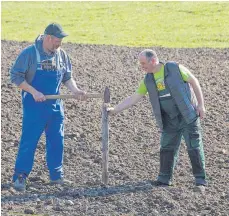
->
<box><xmin>108</xmin><ymin>49</ymin><xmax>207</xmax><ymax>187</ymax></box>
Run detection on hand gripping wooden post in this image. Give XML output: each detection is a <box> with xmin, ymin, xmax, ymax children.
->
<box><xmin>101</xmin><ymin>86</ymin><xmax>110</xmax><ymax>185</ymax></box>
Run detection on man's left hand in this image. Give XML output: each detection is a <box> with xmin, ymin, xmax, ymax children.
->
<box><xmin>73</xmin><ymin>90</ymin><xmax>87</xmax><ymax>101</ymax></box>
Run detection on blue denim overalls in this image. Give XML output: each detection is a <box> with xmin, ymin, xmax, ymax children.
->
<box><xmin>13</xmin><ymin>45</ymin><xmax>65</xmax><ymax>181</ymax></box>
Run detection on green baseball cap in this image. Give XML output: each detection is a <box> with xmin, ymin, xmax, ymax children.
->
<box><xmin>44</xmin><ymin>23</ymin><xmax>68</xmax><ymax>38</ymax></box>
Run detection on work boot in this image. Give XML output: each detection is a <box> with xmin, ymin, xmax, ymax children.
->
<box><xmin>156</xmin><ymin>148</ymin><xmax>175</xmax><ymax>186</ymax></box>
<box><xmin>13</xmin><ymin>174</ymin><xmax>26</xmax><ymax>191</ymax></box>
<box><xmin>195</xmin><ymin>177</ymin><xmax>208</xmax><ymax>186</ymax></box>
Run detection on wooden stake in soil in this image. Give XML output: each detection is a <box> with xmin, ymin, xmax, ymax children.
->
<box><xmin>101</xmin><ymin>86</ymin><xmax>110</xmax><ymax>185</ymax></box>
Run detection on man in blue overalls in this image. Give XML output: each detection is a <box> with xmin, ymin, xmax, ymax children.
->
<box><xmin>108</xmin><ymin>49</ymin><xmax>207</xmax><ymax>187</ymax></box>
<box><xmin>10</xmin><ymin>23</ymin><xmax>87</xmax><ymax>191</ymax></box>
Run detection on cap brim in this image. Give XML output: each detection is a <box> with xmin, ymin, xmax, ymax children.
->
<box><xmin>55</xmin><ymin>32</ymin><xmax>68</xmax><ymax>38</ymax></box>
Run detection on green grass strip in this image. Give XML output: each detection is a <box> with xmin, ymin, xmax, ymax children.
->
<box><xmin>2</xmin><ymin>1</ymin><xmax>229</xmax><ymax>48</ymax></box>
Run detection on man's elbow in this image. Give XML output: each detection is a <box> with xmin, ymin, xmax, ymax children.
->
<box><xmin>188</xmin><ymin>76</ymin><xmax>199</xmax><ymax>86</ymax></box>
<box><xmin>132</xmin><ymin>93</ymin><xmax>144</xmax><ymax>103</ymax></box>
<box><xmin>10</xmin><ymin>75</ymin><xmax>24</xmax><ymax>87</ymax></box>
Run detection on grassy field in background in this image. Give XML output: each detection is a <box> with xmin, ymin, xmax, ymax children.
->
<box><xmin>2</xmin><ymin>1</ymin><xmax>229</xmax><ymax>48</ymax></box>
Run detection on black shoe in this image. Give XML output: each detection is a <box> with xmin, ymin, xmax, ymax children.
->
<box><xmin>153</xmin><ymin>180</ymin><xmax>172</xmax><ymax>187</ymax></box>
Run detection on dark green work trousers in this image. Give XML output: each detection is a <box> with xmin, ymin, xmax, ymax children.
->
<box><xmin>157</xmin><ymin>92</ymin><xmax>207</xmax><ymax>185</ymax></box>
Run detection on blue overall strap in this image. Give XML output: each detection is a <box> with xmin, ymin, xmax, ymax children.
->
<box><xmin>34</xmin><ymin>45</ymin><xmax>42</xmax><ymax>70</ymax></box>
<box><xmin>34</xmin><ymin>45</ymin><xmax>62</xmax><ymax>70</ymax></box>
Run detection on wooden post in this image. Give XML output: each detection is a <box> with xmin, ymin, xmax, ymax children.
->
<box><xmin>101</xmin><ymin>86</ymin><xmax>110</xmax><ymax>185</ymax></box>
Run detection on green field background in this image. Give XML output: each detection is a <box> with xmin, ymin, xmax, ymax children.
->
<box><xmin>2</xmin><ymin>1</ymin><xmax>229</xmax><ymax>48</ymax></box>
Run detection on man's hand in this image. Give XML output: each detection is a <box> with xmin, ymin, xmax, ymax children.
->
<box><xmin>18</xmin><ymin>81</ymin><xmax>46</xmax><ymax>102</ymax></box>
<box><xmin>107</xmin><ymin>107</ymin><xmax>117</xmax><ymax>115</ymax></box>
<box><xmin>196</xmin><ymin>105</ymin><xmax>206</xmax><ymax>119</ymax></box>
<box><xmin>187</xmin><ymin>74</ymin><xmax>206</xmax><ymax>119</ymax></box>
<box><xmin>32</xmin><ymin>91</ymin><xmax>46</xmax><ymax>102</ymax></box>
<box><xmin>73</xmin><ymin>90</ymin><xmax>87</xmax><ymax>101</ymax></box>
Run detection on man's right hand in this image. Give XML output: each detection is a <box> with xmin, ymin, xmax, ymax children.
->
<box><xmin>107</xmin><ymin>107</ymin><xmax>117</xmax><ymax>115</ymax></box>
<box><xmin>32</xmin><ymin>91</ymin><xmax>46</xmax><ymax>102</ymax></box>
<box><xmin>19</xmin><ymin>81</ymin><xmax>46</xmax><ymax>102</ymax></box>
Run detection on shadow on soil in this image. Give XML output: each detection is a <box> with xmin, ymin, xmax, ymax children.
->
<box><xmin>1</xmin><ymin>180</ymin><xmax>157</xmax><ymax>204</ymax></box>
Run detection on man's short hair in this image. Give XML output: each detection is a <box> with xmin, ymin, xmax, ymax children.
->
<box><xmin>139</xmin><ymin>49</ymin><xmax>158</xmax><ymax>62</ymax></box>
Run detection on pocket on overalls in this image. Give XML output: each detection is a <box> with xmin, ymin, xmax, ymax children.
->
<box><xmin>160</xmin><ymin>98</ymin><xmax>180</xmax><ymax>119</ymax></box>
<box><xmin>187</xmin><ymin>118</ymin><xmax>201</xmax><ymax>148</ymax></box>
<box><xmin>22</xmin><ymin>91</ymin><xmax>34</xmax><ymax>106</ymax></box>
<box><xmin>22</xmin><ymin>91</ymin><xmax>28</xmax><ymax>103</ymax></box>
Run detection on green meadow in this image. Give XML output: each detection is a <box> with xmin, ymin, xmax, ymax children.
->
<box><xmin>2</xmin><ymin>1</ymin><xmax>229</xmax><ymax>48</ymax></box>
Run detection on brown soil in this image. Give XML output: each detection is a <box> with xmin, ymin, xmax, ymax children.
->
<box><xmin>1</xmin><ymin>40</ymin><xmax>229</xmax><ymax>216</ymax></box>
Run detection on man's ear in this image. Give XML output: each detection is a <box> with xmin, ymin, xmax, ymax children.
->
<box><xmin>151</xmin><ymin>58</ymin><xmax>156</xmax><ymax>65</ymax></box>
<box><xmin>47</xmin><ymin>35</ymin><xmax>52</xmax><ymax>41</ymax></box>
